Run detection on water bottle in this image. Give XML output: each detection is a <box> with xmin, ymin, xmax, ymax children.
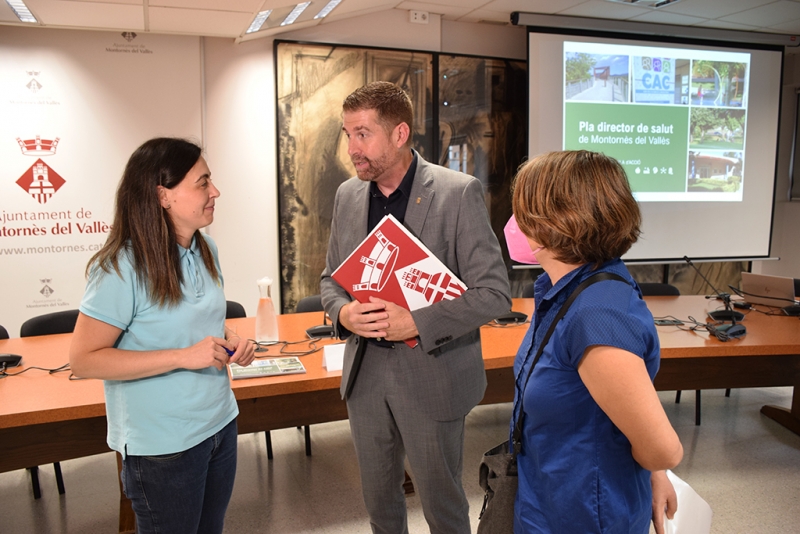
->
<box><xmin>255</xmin><ymin>276</ymin><xmax>279</xmax><ymax>343</ymax></box>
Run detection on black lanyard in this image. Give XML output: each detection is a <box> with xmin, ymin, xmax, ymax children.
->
<box><xmin>511</xmin><ymin>271</ymin><xmax>628</xmax><ymax>456</ymax></box>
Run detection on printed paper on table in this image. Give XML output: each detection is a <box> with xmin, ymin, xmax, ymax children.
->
<box><xmin>229</xmin><ymin>357</ymin><xmax>306</xmax><ymax>380</ymax></box>
<box><xmin>331</xmin><ymin>214</ymin><xmax>467</xmax><ymax>347</ymax></box>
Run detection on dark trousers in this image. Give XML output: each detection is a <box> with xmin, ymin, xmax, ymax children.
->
<box><xmin>121</xmin><ymin>418</ymin><xmax>238</xmax><ymax>534</ymax></box>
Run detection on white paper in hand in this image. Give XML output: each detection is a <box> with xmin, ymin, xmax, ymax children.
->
<box><xmin>664</xmin><ymin>470</ymin><xmax>713</xmax><ymax>534</ymax></box>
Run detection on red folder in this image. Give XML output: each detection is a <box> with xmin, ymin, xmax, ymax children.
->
<box><xmin>332</xmin><ymin>214</ymin><xmax>466</xmax><ymax>347</ymax></box>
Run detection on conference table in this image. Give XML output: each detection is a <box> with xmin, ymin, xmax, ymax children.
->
<box><xmin>2</xmin><ymin>296</ymin><xmax>800</xmax><ymax>532</ymax></box>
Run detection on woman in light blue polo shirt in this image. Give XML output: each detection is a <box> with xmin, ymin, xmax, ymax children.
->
<box><xmin>70</xmin><ymin>138</ymin><xmax>255</xmax><ymax>534</ymax></box>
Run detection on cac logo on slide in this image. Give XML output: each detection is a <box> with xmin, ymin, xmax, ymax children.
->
<box><xmin>14</xmin><ymin>135</ymin><xmax>66</xmax><ymax>205</ymax></box>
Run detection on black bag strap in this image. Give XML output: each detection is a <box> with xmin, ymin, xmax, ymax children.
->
<box><xmin>511</xmin><ymin>271</ymin><xmax>628</xmax><ymax>456</ymax></box>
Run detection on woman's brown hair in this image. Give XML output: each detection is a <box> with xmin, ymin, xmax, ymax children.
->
<box><xmin>87</xmin><ymin>138</ymin><xmax>220</xmax><ymax>307</ymax></box>
<box><xmin>512</xmin><ymin>150</ymin><xmax>641</xmax><ymax>267</ymax></box>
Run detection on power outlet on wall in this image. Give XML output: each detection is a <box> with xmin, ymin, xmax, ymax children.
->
<box><xmin>409</xmin><ymin>10</ymin><xmax>429</xmax><ymax>24</ymax></box>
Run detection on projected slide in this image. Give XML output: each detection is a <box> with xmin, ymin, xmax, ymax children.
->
<box><xmin>563</xmin><ymin>41</ymin><xmax>750</xmax><ymax>202</ymax></box>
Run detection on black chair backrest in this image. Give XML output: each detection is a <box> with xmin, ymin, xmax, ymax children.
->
<box><xmin>521</xmin><ymin>283</ymin><xmax>535</xmax><ymax>298</ymax></box>
<box><xmin>20</xmin><ymin>310</ymin><xmax>80</xmax><ymax>337</ymax></box>
<box><xmin>795</xmin><ymin>278</ymin><xmax>800</xmax><ymax>298</ymax></box>
<box><xmin>0</xmin><ymin>324</ymin><xmax>9</xmax><ymax>340</ymax></box>
<box><xmin>225</xmin><ymin>300</ymin><xmax>247</xmax><ymax>319</ymax></box>
<box><xmin>296</xmin><ymin>295</ymin><xmax>324</xmax><ymax>313</ymax></box>
<box><xmin>638</xmin><ymin>282</ymin><xmax>681</xmax><ymax>297</ymax></box>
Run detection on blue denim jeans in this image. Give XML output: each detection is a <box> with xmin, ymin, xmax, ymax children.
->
<box><xmin>121</xmin><ymin>418</ymin><xmax>238</xmax><ymax>534</ymax></box>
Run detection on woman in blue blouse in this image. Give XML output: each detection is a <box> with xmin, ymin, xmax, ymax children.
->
<box><xmin>70</xmin><ymin>138</ymin><xmax>255</xmax><ymax>534</ymax></box>
<box><xmin>510</xmin><ymin>150</ymin><xmax>683</xmax><ymax>533</ymax></box>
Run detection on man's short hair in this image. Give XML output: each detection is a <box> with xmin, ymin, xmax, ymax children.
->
<box><xmin>343</xmin><ymin>81</ymin><xmax>413</xmax><ymax>146</ymax></box>
<box><xmin>512</xmin><ymin>150</ymin><xmax>641</xmax><ymax>266</ymax></box>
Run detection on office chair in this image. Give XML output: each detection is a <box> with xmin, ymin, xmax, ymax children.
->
<box><xmin>0</xmin><ymin>324</ymin><xmax>8</xmax><ymax>339</ymax></box>
<box><xmin>225</xmin><ymin>299</ymin><xmax>312</xmax><ymax>458</ymax></box>
<box><xmin>225</xmin><ymin>300</ymin><xmax>246</xmax><ymax>319</ymax></box>
<box><xmin>296</xmin><ymin>294</ymin><xmax>323</xmax><ymax>313</ymax></box>
<box><xmin>638</xmin><ymin>282</ymin><xmax>720</xmax><ymax>425</ymax></box>
<box><xmin>638</xmin><ymin>282</ymin><xmax>681</xmax><ymax>297</ymax></box>
<box><xmin>224</xmin><ymin>300</ymin><xmax>286</xmax><ymax>459</ymax></box>
<box><xmin>19</xmin><ymin>310</ymin><xmax>80</xmax><ymax>498</ymax></box>
<box><xmin>271</xmin><ymin>295</ymin><xmax>325</xmax><ymax>458</ymax></box>
<box><xmin>794</xmin><ymin>278</ymin><xmax>800</xmax><ymax>298</ymax></box>
<box><xmin>20</xmin><ymin>309</ymin><xmax>79</xmax><ymax>338</ymax></box>
<box><xmin>521</xmin><ymin>282</ymin><xmax>535</xmax><ymax>298</ymax></box>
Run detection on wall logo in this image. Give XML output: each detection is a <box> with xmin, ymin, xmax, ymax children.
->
<box><xmin>8</xmin><ymin>69</ymin><xmax>60</xmax><ymax>106</ymax></box>
<box><xmin>15</xmin><ymin>136</ymin><xmax>65</xmax><ymax>204</ymax></box>
<box><xmin>26</xmin><ymin>70</ymin><xmax>42</xmax><ymax>93</ymax></box>
<box><xmin>40</xmin><ymin>279</ymin><xmax>54</xmax><ymax>298</ymax></box>
<box><xmin>106</xmin><ymin>37</ymin><xmax>153</xmax><ymax>54</ymax></box>
<box><xmin>17</xmin><ymin>135</ymin><xmax>59</xmax><ymax>155</ymax></box>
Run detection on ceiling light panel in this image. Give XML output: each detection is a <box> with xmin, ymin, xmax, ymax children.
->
<box><xmin>302</xmin><ymin>0</ymin><xmax>394</xmax><ymax>23</ymax></box>
<box><xmin>248</xmin><ymin>4</ymin><xmax>293</xmax><ymax>31</ymax></box>
<box><xmin>315</xmin><ymin>0</ymin><xmax>341</xmax><ymax>19</ymax></box>
<box><xmin>246</xmin><ymin>9</ymin><xmax>271</xmax><ymax>33</ymax></box>
<box><xmin>0</xmin><ymin>2</ymin><xmax>21</xmax><ymax>23</ymax></box>
<box><xmin>251</xmin><ymin>1</ymin><xmax>325</xmax><ymax>31</ymax></box>
<box><xmin>6</xmin><ymin>0</ymin><xmax>36</xmax><ymax>22</ymax></box>
<box><xmin>281</xmin><ymin>2</ymin><xmax>310</xmax><ymax>25</ymax></box>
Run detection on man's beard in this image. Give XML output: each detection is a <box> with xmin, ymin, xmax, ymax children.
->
<box><xmin>352</xmin><ymin>153</ymin><xmax>390</xmax><ymax>182</ymax></box>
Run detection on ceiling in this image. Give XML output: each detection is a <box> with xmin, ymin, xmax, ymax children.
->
<box><xmin>3</xmin><ymin>0</ymin><xmax>800</xmax><ymax>43</ymax></box>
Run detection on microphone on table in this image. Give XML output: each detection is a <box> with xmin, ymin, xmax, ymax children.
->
<box><xmin>683</xmin><ymin>256</ymin><xmax>746</xmax><ymax>340</ymax></box>
<box><xmin>1</xmin><ymin>353</ymin><xmax>23</xmax><ymax>372</ymax></box>
<box><xmin>306</xmin><ymin>310</ymin><xmax>335</xmax><ymax>339</ymax></box>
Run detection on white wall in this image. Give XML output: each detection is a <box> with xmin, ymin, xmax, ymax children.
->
<box><xmin>442</xmin><ymin>19</ymin><xmax>526</xmax><ymax>60</ymax></box>
<box><xmin>202</xmin><ymin>36</ymin><xmax>278</xmax><ymax>317</ymax></box>
<box><xmin>202</xmin><ymin>9</ymin><xmax>527</xmax><ymax>315</ymax></box>
<box><xmin>0</xmin><ymin>27</ymin><xmax>202</xmax><ymax>336</ymax></box>
<box><xmin>754</xmin><ymin>52</ymin><xmax>800</xmax><ymax>279</ymax></box>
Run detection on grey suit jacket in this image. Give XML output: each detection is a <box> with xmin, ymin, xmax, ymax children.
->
<box><xmin>320</xmin><ymin>154</ymin><xmax>511</xmax><ymax>421</ymax></box>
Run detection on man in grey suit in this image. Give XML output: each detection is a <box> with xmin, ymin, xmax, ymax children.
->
<box><xmin>320</xmin><ymin>81</ymin><xmax>511</xmax><ymax>534</ymax></box>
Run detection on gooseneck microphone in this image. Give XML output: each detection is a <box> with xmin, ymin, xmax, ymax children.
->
<box><xmin>683</xmin><ymin>256</ymin><xmax>745</xmax><ymax>329</ymax></box>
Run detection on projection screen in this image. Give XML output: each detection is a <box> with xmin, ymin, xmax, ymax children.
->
<box><xmin>527</xmin><ymin>28</ymin><xmax>783</xmax><ymax>262</ymax></box>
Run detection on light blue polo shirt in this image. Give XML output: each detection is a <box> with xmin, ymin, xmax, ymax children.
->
<box><xmin>80</xmin><ymin>234</ymin><xmax>238</xmax><ymax>457</ymax></box>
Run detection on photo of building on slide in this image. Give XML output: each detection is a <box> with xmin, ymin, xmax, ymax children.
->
<box><xmin>691</xmin><ymin>61</ymin><xmax>748</xmax><ymax>107</ymax></box>
<box><xmin>632</xmin><ymin>57</ymin><xmax>690</xmax><ymax>105</ymax></box>
<box><xmin>690</xmin><ymin>108</ymin><xmax>746</xmax><ymax>150</ymax></box>
<box><xmin>688</xmin><ymin>151</ymin><xmax>743</xmax><ymax>193</ymax></box>
<box><xmin>565</xmin><ymin>53</ymin><xmax>630</xmax><ymax>102</ymax></box>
